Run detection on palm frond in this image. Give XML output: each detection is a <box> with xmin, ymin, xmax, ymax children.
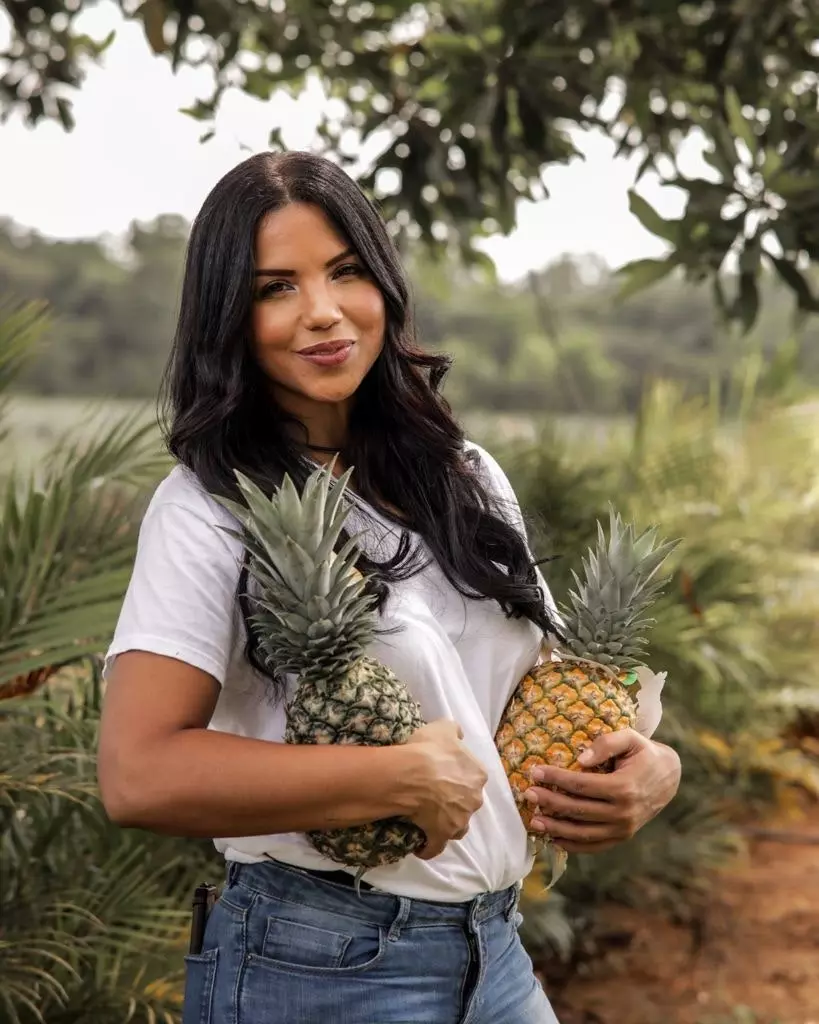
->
<box><xmin>0</xmin><ymin>299</ymin><xmax>48</xmax><ymax>394</ymax></box>
<box><xmin>0</xmin><ymin>664</ymin><xmax>221</xmax><ymax>1024</ymax></box>
<box><xmin>0</xmin><ymin>300</ymin><xmax>50</xmax><ymax>445</ymax></box>
<box><xmin>0</xmin><ymin>415</ymin><xmax>168</xmax><ymax>690</ymax></box>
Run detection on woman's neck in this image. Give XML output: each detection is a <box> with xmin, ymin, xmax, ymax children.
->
<box><xmin>277</xmin><ymin>395</ymin><xmax>351</xmax><ymax>453</ymax></box>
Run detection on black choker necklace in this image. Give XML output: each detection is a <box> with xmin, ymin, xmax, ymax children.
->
<box><xmin>306</xmin><ymin>442</ymin><xmax>342</xmax><ymax>454</ymax></box>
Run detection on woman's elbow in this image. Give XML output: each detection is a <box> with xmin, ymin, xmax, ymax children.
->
<box><xmin>96</xmin><ymin>747</ymin><xmax>157</xmax><ymax>829</ymax></box>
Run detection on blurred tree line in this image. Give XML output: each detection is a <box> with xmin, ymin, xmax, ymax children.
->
<box><xmin>3</xmin><ymin>214</ymin><xmax>818</xmax><ymax>414</ymax></box>
<box><xmin>4</xmin><ymin>1</ymin><xmax>819</xmax><ymax>332</ymax></box>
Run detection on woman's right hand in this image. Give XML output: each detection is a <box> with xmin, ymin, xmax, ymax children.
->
<box><xmin>404</xmin><ymin>719</ymin><xmax>488</xmax><ymax>860</ymax></box>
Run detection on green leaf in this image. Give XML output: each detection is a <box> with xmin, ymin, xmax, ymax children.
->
<box><xmin>724</xmin><ymin>87</ymin><xmax>757</xmax><ymax>157</ymax></box>
<box><xmin>734</xmin><ymin>271</ymin><xmax>760</xmax><ymax>335</ymax></box>
<box><xmin>139</xmin><ymin>0</ymin><xmax>168</xmax><ymax>55</ymax></box>
<box><xmin>178</xmin><ymin>100</ymin><xmax>214</xmax><ymax>122</ymax></box>
<box><xmin>769</xmin><ymin>256</ymin><xmax>819</xmax><ymax>313</ymax></box>
<box><xmin>627</xmin><ymin>191</ymin><xmax>679</xmax><ymax>245</ymax></box>
<box><xmin>770</xmin><ymin>171</ymin><xmax>819</xmax><ymax>199</ymax></box>
<box><xmin>614</xmin><ymin>256</ymin><xmax>679</xmax><ymax>303</ymax></box>
<box><xmin>711</xmin><ymin>118</ymin><xmax>741</xmax><ymax>173</ymax></box>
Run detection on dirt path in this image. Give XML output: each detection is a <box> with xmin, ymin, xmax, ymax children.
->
<box><xmin>542</xmin><ymin>805</ymin><xmax>819</xmax><ymax>1024</ymax></box>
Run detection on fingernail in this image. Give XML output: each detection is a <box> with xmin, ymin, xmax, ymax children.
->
<box><xmin>578</xmin><ymin>748</ymin><xmax>594</xmax><ymax>765</ymax></box>
<box><xmin>530</xmin><ymin>767</ymin><xmax>546</xmax><ymax>783</ymax></box>
<box><xmin>523</xmin><ymin>788</ymin><xmax>539</xmax><ymax>805</ymax></box>
<box><xmin>529</xmin><ymin>818</ymin><xmax>547</xmax><ymax>833</ymax></box>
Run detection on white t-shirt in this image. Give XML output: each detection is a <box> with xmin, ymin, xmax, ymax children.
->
<box><xmin>104</xmin><ymin>442</ymin><xmax>662</xmax><ymax>902</ymax></box>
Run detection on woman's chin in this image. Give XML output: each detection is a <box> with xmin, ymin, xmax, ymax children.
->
<box><xmin>272</xmin><ymin>374</ymin><xmax>362</xmax><ymax>412</ymax></box>
<box><xmin>306</xmin><ymin>379</ymin><xmax>362</xmax><ymax>406</ymax></box>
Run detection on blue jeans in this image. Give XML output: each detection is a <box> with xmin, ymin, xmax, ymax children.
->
<box><xmin>183</xmin><ymin>859</ymin><xmax>560</xmax><ymax>1024</ymax></box>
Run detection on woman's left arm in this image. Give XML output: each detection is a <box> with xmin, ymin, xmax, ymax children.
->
<box><xmin>523</xmin><ymin>730</ymin><xmax>682</xmax><ymax>854</ymax></box>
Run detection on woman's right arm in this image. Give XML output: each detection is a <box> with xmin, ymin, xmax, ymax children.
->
<box><xmin>96</xmin><ymin>487</ymin><xmax>486</xmax><ymax>858</ymax></box>
<box><xmin>98</xmin><ymin>650</ymin><xmax>486</xmax><ymax>858</ymax></box>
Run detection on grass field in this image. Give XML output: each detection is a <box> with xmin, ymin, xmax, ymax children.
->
<box><xmin>2</xmin><ymin>395</ymin><xmax>157</xmax><ymax>472</ymax></box>
<box><xmin>2</xmin><ymin>394</ymin><xmax>629</xmax><ymax>474</ymax></box>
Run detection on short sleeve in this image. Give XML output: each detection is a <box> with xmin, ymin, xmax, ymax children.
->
<box><xmin>103</xmin><ymin>494</ymin><xmax>245</xmax><ymax>685</ymax></box>
<box><xmin>466</xmin><ymin>441</ymin><xmax>528</xmax><ymax>538</ymax></box>
<box><xmin>466</xmin><ymin>441</ymin><xmax>560</xmax><ymax>621</ymax></box>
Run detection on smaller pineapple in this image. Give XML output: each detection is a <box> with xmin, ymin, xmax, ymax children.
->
<box><xmin>496</xmin><ymin>509</ymin><xmax>678</xmax><ymax>886</ymax></box>
<box><xmin>214</xmin><ymin>463</ymin><xmax>427</xmax><ymax>885</ymax></box>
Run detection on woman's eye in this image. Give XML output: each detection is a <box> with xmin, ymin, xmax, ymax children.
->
<box><xmin>335</xmin><ymin>263</ymin><xmax>363</xmax><ymax>279</ymax></box>
<box><xmin>258</xmin><ymin>280</ymin><xmax>290</xmax><ymax>298</ymax></box>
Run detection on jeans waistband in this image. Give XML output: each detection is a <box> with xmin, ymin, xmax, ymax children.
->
<box><xmin>226</xmin><ymin>858</ymin><xmax>519</xmax><ymax>929</ymax></box>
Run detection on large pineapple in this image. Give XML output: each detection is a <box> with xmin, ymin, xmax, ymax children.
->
<box><xmin>215</xmin><ymin>463</ymin><xmax>427</xmax><ymax>879</ymax></box>
<box><xmin>496</xmin><ymin>509</ymin><xmax>677</xmax><ymax>884</ymax></box>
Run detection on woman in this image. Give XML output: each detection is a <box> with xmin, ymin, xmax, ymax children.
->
<box><xmin>97</xmin><ymin>151</ymin><xmax>681</xmax><ymax>1024</ymax></box>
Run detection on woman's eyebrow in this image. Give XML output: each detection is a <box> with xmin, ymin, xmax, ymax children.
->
<box><xmin>253</xmin><ymin>248</ymin><xmax>356</xmax><ymax>277</ymax></box>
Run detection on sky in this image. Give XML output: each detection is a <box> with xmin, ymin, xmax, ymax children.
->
<box><xmin>0</xmin><ymin>3</ymin><xmax>705</xmax><ymax>282</ymax></box>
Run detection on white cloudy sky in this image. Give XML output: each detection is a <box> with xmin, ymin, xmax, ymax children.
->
<box><xmin>0</xmin><ymin>2</ymin><xmax>705</xmax><ymax>281</ymax></box>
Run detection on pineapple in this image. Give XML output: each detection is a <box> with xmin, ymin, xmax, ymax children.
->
<box><xmin>495</xmin><ymin>509</ymin><xmax>678</xmax><ymax>885</ymax></box>
<box><xmin>215</xmin><ymin>463</ymin><xmax>427</xmax><ymax>881</ymax></box>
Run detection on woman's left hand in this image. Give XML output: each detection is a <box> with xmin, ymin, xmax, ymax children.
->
<box><xmin>522</xmin><ymin>729</ymin><xmax>682</xmax><ymax>854</ymax></box>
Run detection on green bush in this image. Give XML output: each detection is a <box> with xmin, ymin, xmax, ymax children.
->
<box><xmin>506</xmin><ymin>370</ymin><xmax>819</xmax><ymax>954</ymax></box>
<box><xmin>0</xmin><ymin>302</ymin><xmax>219</xmax><ymax>1024</ymax></box>
<box><xmin>0</xmin><ymin>661</ymin><xmax>220</xmax><ymax>1024</ymax></box>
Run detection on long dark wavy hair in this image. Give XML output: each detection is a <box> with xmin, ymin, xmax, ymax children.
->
<box><xmin>159</xmin><ymin>151</ymin><xmax>560</xmax><ymax>687</ymax></box>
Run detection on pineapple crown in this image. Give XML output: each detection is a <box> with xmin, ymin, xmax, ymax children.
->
<box><xmin>559</xmin><ymin>506</ymin><xmax>679</xmax><ymax>669</ymax></box>
<box><xmin>213</xmin><ymin>462</ymin><xmax>377</xmax><ymax>688</ymax></box>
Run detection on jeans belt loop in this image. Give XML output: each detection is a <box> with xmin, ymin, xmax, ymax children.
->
<box><xmin>387</xmin><ymin>896</ymin><xmax>412</xmax><ymax>942</ymax></box>
<box><xmin>505</xmin><ymin>882</ymin><xmax>522</xmax><ymax>921</ymax></box>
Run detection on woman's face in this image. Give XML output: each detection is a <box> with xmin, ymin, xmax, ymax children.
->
<box><xmin>251</xmin><ymin>202</ymin><xmax>386</xmax><ymax>431</ymax></box>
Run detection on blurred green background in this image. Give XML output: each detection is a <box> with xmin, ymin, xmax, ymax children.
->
<box><xmin>2</xmin><ymin>1</ymin><xmax>819</xmax><ymax>1022</ymax></box>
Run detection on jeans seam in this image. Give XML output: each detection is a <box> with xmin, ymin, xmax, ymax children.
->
<box><xmin>230</xmin><ymin>892</ymin><xmax>251</xmax><ymax>1024</ymax></box>
<box><xmin>456</xmin><ymin>927</ymin><xmax>472</xmax><ymax>1023</ymax></box>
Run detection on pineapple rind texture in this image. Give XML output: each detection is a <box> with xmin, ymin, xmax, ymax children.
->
<box><xmin>497</xmin><ymin>661</ymin><xmax>638</xmax><ymax>828</ymax></box>
<box><xmin>288</xmin><ymin>656</ymin><xmax>428</xmax><ymax>868</ymax></box>
<box><xmin>495</xmin><ymin>506</ymin><xmax>676</xmax><ymax>861</ymax></box>
<box><xmin>214</xmin><ymin>464</ymin><xmax>428</xmax><ymax>873</ymax></box>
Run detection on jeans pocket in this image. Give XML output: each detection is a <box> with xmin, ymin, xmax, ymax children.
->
<box><xmin>182</xmin><ymin>947</ymin><xmax>218</xmax><ymax>1024</ymax></box>
<box><xmin>249</xmin><ymin>896</ymin><xmax>386</xmax><ymax>975</ymax></box>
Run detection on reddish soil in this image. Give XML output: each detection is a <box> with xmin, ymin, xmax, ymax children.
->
<box><xmin>542</xmin><ymin>805</ymin><xmax>819</xmax><ymax>1024</ymax></box>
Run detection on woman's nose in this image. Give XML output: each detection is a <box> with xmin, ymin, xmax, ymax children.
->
<box><xmin>302</xmin><ymin>284</ymin><xmax>342</xmax><ymax>330</ymax></box>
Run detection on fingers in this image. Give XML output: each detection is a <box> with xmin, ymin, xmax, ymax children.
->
<box><xmin>576</xmin><ymin>728</ymin><xmax>646</xmax><ymax>768</ymax></box>
<box><xmin>432</xmin><ymin>717</ymin><xmax>464</xmax><ymax>740</ymax></box>
<box><xmin>528</xmin><ymin>763</ymin><xmax>631</xmax><ymax>799</ymax></box>
<box><xmin>524</xmin><ymin>785</ymin><xmax>617</xmax><ymax>824</ymax></box>
<box><xmin>550</xmin><ymin>839</ymin><xmax>619</xmax><ymax>855</ymax></box>
<box><xmin>531</xmin><ymin>815</ymin><xmax>629</xmax><ymax>843</ymax></box>
<box><xmin>413</xmin><ymin>822</ymin><xmax>470</xmax><ymax>861</ymax></box>
<box><xmin>415</xmin><ymin>842</ymin><xmax>446</xmax><ymax>861</ymax></box>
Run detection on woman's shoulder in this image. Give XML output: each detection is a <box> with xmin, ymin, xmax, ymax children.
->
<box><xmin>462</xmin><ymin>439</ymin><xmax>526</xmax><ymax>534</ymax></box>
<box><xmin>146</xmin><ymin>463</ymin><xmax>235</xmax><ymax>522</ymax></box>
<box><xmin>140</xmin><ymin>463</ymin><xmax>244</xmax><ymax>557</ymax></box>
<box><xmin>463</xmin><ymin>439</ymin><xmax>517</xmax><ymax>500</ymax></box>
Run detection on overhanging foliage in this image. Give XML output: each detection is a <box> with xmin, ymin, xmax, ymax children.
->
<box><xmin>2</xmin><ymin>0</ymin><xmax>818</xmax><ymax>328</ymax></box>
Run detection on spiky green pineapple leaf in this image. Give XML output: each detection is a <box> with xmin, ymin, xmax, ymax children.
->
<box><xmin>214</xmin><ymin>464</ymin><xmax>378</xmax><ymax>685</ymax></box>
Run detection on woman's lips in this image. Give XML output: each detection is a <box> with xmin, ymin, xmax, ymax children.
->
<box><xmin>297</xmin><ymin>341</ymin><xmax>354</xmax><ymax>367</ymax></box>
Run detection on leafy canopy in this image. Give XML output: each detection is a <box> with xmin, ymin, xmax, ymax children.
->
<box><xmin>2</xmin><ymin>0</ymin><xmax>818</xmax><ymax>329</ymax></box>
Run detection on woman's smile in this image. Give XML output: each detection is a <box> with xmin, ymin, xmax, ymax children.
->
<box><xmin>296</xmin><ymin>339</ymin><xmax>356</xmax><ymax>367</ymax></box>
